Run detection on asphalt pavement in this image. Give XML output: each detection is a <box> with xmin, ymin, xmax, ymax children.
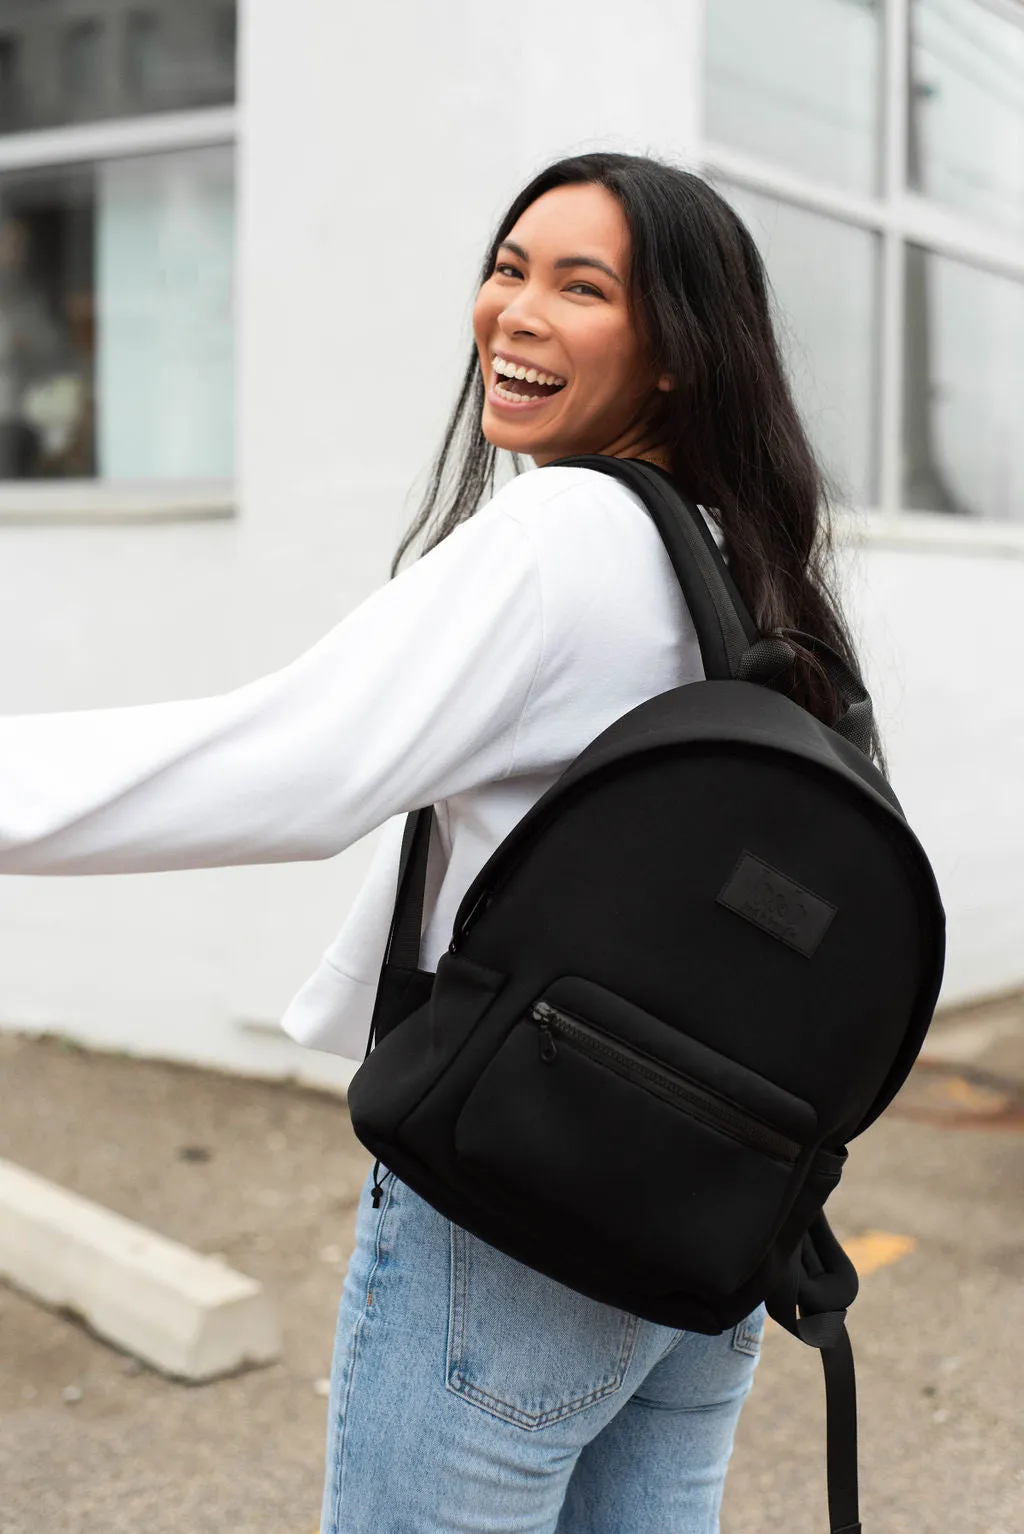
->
<box><xmin>1</xmin><ymin>992</ymin><xmax>1022</xmax><ymax>1534</ymax></box>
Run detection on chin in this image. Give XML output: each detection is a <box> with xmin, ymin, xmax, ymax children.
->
<box><xmin>481</xmin><ymin>417</ymin><xmax>538</xmax><ymax>455</ymax></box>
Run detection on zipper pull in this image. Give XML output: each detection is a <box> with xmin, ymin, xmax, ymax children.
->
<box><xmin>531</xmin><ymin>1002</ymin><xmax>560</xmax><ymax>1061</ymax></box>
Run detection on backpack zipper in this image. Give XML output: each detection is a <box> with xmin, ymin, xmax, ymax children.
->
<box><xmin>530</xmin><ymin>1000</ymin><xmax>801</xmax><ymax>1164</ymax></box>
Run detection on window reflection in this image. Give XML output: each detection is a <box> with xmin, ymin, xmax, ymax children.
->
<box><xmin>705</xmin><ymin>0</ymin><xmax>882</xmax><ymax>195</ymax></box>
<box><xmin>64</xmin><ymin>20</ymin><xmax>104</xmax><ymax>109</ymax></box>
<box><xmin>0</xmin><ymin>0</ymin><xmax>236</xmax><ymax>135</ymax></box>
<box><xmin>716</xmin><ymin>182</ymin><xmax>879</xmax><ymax>507</ymax></box>
<box><xmin>910</xmin><ymin>0</ymin><xmax>1024</xmax><ymax>241</ymax></box>
<box><xmin>903</xmin><ymin>250</ymin><xmax>1024</xmax><ymax>521</ymax></box>
<box><xmin>0</xmin><ymin>146</ymin><xmax>235</xmax><ymax>482</ymax></box>
<box><xmin>125</xmin><ymin>11</ymin><xmax>162</xmax><ymax>101</ymax></box>
<box><xmin>0</xmin><ymin>32</ymin><xmax>21</xmax><ymax>132</ymax></box>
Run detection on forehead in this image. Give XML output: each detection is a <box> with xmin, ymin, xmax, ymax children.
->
<box><xmin>506</xmin><ymin>183</ymin><xmax>630</xmax><ymax>264</ymax></box>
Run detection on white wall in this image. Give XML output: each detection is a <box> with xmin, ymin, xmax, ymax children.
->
<box><xmin>0</xmin><ymin>0</ymin><xmax>710</xmax><ymax>1086</ymax></box>
<box><xmin>851</xmin><ymin>541</ymin><xmax>1024</xmax><ymax>1005</ymax></box>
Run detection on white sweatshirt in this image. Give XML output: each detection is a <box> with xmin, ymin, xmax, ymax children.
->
<box><xmin>0</xmin><ymin>465</ymin><xmax>709</xmax><ymax>1061</ymax></box>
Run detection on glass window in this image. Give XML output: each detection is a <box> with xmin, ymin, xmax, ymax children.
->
<box><xmin>64</xmin><ymin>20</ymin><xmax>105</xmax><ymax>111</ymax></box>
<box><xmin>125</xmin><ymin>11</ymin><xmax>162</xmax><ymax>100</ymax></box>
<box><xmin>704</xmin><ymin>0</ymin><xmax>882</xmax><ymax>196</ymax></box>
<box><xmin>716</xmin><ymin>182</ymin><xmax>880</xmax><ymax>507</ymax></box>
<box><xmin>903</xmin><ymin>249</ymin><xmax>1024</xmax><ymax>521</ymax></box>
<box><xmin>0</xmin><ymin>30</ymin><xmax>22</xmax><ymax>132</ymax></box>
<box><xmin>0</xmin><ymin>145</ymin><xmax>235</xmax><ymax>482</ymax></box>
<box><xmin>909</xmin><ymin>0</ymin><xmax>1024</xmax><ymax>242</ymax></box>
<box><xmin>0</xmin><ymin>0</ymin><xmax>237</xmax><ymax>135</ymax></box>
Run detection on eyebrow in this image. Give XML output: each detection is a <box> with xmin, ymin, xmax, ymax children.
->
<box><xmin>497</xmin><ymin>239</ymin><xmax>623</xmax><ymax>287</ymax></box>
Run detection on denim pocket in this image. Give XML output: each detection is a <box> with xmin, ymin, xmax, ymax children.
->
<box><xmin>446</xmin><ymin>1224</ymin><xmax>639</xmax><ymax>1429</ymax></box>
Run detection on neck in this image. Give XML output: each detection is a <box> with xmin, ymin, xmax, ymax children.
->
<box><xmin>621</xmin><ymin>449</ymin><xmax>671</xmax><ymax>472</ymax></box>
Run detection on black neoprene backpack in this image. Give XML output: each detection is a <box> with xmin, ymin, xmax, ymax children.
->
<box><xmin>346</xmin><ymin>454</ymin><xmax>947</xmax><ymax>1534</ymax></box>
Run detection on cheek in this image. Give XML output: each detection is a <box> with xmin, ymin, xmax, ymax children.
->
<box><xmin>472</xmin><ymin>285</ymin><xmax>498</xmax><ymax>341</ymax></box>
<box><xmin>571</xmin><ymin>353</ymin><xmax>629</xmax><ymax>413</ymax></box>
<box><xmin>570</xmin><ymin>321</ymin><xmax>638</xmax><ymax>395</ymax></box>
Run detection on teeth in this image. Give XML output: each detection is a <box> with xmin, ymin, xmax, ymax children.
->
<box><xmin>492</xmin><ymin>356</ymin><xmax>565</xmax><ymax>387</ymax></box>
<box><xmin>494</xmin><ymin>380</ymin><xmax>551</xmax><ymax>402</ymax></box>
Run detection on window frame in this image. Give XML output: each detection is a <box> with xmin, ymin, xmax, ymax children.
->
<box><xmin>0</xmin><ymin>96</ymin><xmax>238</xmax><ymax>523</ymax></box>
<box><xmin>698</xmin><ymin>0</ymin><xmax>1024</xmax><ymax>555</ymax></box>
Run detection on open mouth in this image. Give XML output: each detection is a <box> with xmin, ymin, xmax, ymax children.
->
<box><xmin>491</xmin><ymin>369</ymin><xmax>567</xmax><ymax>404</ymax></box>
<box><xmin>494</xmin><ymin>375</ymin><xmax>565</xmax><ymax>399</ymax></box>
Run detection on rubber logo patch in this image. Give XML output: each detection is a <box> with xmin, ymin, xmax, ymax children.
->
<box><xmin>717</xmin><ymin>853</ymin><xmax>836</xmax><ymax>957</ymax></box>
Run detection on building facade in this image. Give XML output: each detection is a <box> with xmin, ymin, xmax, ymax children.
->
<box><xmin>0</xmin><ymin>0</ymin><xmax>1021</xmax><ymax>1088</ymax></box>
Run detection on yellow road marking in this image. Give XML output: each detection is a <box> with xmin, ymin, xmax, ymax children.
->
<box><xmin>843</xmin><ymin>1230</ymin><xmax>917</xmax><ymax>1277</ymax></box>
<box><xmin>939</xmin><ymin>1075</ymin><xmax>1010</xmax><ymax>1114</ymax></box>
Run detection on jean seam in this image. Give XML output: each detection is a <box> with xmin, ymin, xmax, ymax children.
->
<box><xmin>328</xmin><ymin>1178</ymin><xmax>394</xmax><ymax>1533</ymax></box>
<box><xmin>659</xmin><ymin>1327</ymin><xmax>690</xmax><ymax>1361</ymax></box>
<box><xmin>448</xmin><ymin>1221</ymin><xmax>469</xmax><ymax>1400</ymax></box>
<box><xmin>446</xmin><ymin>1224</ymin><xmax>641</xmax><ymax>1429</ymax></box>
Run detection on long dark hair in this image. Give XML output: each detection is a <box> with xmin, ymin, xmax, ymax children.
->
<box><xmin>392</xmin><ymin>151</ymin><xmax>884</xmax><ymax>767</ymax></box>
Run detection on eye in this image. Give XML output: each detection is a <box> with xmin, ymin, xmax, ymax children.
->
<box><xmin>492</xmin><ymin>265</ymin><xmax>604</xmax><ymax>299</ymax></box>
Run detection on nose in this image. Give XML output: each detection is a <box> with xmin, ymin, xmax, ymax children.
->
<box><xmin>496</xmin><ymin>285</ymin><xmax>551</xmax><ymax>340</ymax></box>
<box><xmin>497</xmin><ymin>304</ymin><xmax>548</xmax><ymax>340</ymax></box>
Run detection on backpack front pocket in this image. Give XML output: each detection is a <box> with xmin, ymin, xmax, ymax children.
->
<box><xmin>453</xmin><ymin>979</ymin><xmax>817</xmax><ymax>1298</ymax></box>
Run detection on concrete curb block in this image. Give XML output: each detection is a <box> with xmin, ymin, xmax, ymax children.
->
<box><xmin>0</xmin><ymin>1157</ymin><xmax>282</xmax><ymax>1381</ymax></box>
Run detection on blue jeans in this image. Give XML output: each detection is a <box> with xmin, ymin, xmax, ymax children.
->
<box><xmin>321</xmin><ymin>1170</ymin><xmax>764</xmax><ymax>1534</ymax></box>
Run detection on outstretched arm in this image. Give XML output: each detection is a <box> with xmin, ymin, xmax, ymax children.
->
<box><xmin>0</xmin><ymin>499</ymin><xmax>542</xmax><ymax>875</ymax></box>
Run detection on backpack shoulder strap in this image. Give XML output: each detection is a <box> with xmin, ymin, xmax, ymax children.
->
<box><xmin>550</xmin><ymin>455</ymin><xmax>876</xmax><ymax>756</ymax></box>
<box><xmin>767</xmin><ymin>1213</ymin><xmax>863</xmax><ymax>1534</ymax></box>
<box><xmin>548</xmin><ymin>454</ymin><xmax>758</xmax><ymax>681</ymax></box>
<box><xmin>365</xmin><ymin>805</ymin><xmax>434</xmax><ymax>1053</ymax></box>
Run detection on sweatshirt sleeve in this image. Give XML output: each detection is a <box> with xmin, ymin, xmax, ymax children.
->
<box><xmin>0</xmin><ymin>498</ymin><xmax>543</xmax><ymax>875</ymax></box>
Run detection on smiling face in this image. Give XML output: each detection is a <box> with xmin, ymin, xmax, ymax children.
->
<box><xmin>473</xmin><ymin>182</ymin><xmax>674</xmax><ymax>468</ymax></box>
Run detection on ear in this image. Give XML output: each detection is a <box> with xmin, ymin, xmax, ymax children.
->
<box><xmin>656</xmin><ymin>372</ymin><xmax>675</xmax><ymax>392</ymax></box>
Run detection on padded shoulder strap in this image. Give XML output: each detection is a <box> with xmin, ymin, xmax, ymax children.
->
<box><xmin>548</xmin><ymin>454</ymin><xmax>759</xmax><ymax>681</ymax></box>
<box><xmin>366</xmin><ymin>806</ymin><xmax>434</xmax><ymax>1053</ymax></box>
<box><xmin>387</xmin><ymin>808</ymin><xmax>433</xmax><ymax>972</ymax></box>
<box><xmin>551</xmin><ymin>456</ymin><xmax>875</xmax><ymax>756</ymax></box>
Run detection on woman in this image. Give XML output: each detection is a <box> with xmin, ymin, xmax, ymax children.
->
<box><xmin>0</xmin><ymin>153</ymin><xmax>877</xmax><ymax>1531</ymax></box>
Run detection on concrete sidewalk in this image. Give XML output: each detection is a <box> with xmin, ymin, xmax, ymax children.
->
<box><xmin>1</xmin><ymin>996</ymin><xmax>1022</xmax><ymax>1534</ymax></box>
<box><xmin>0</xmin><ymin>1031</ymin><xmax>369</xmax><ymax>1534</ymax></box>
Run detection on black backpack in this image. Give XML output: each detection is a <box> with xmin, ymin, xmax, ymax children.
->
<box><xmin>347</xmin><ymin>455</ymin><xmax>946</xmax><ymax>1534</ymax></box>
